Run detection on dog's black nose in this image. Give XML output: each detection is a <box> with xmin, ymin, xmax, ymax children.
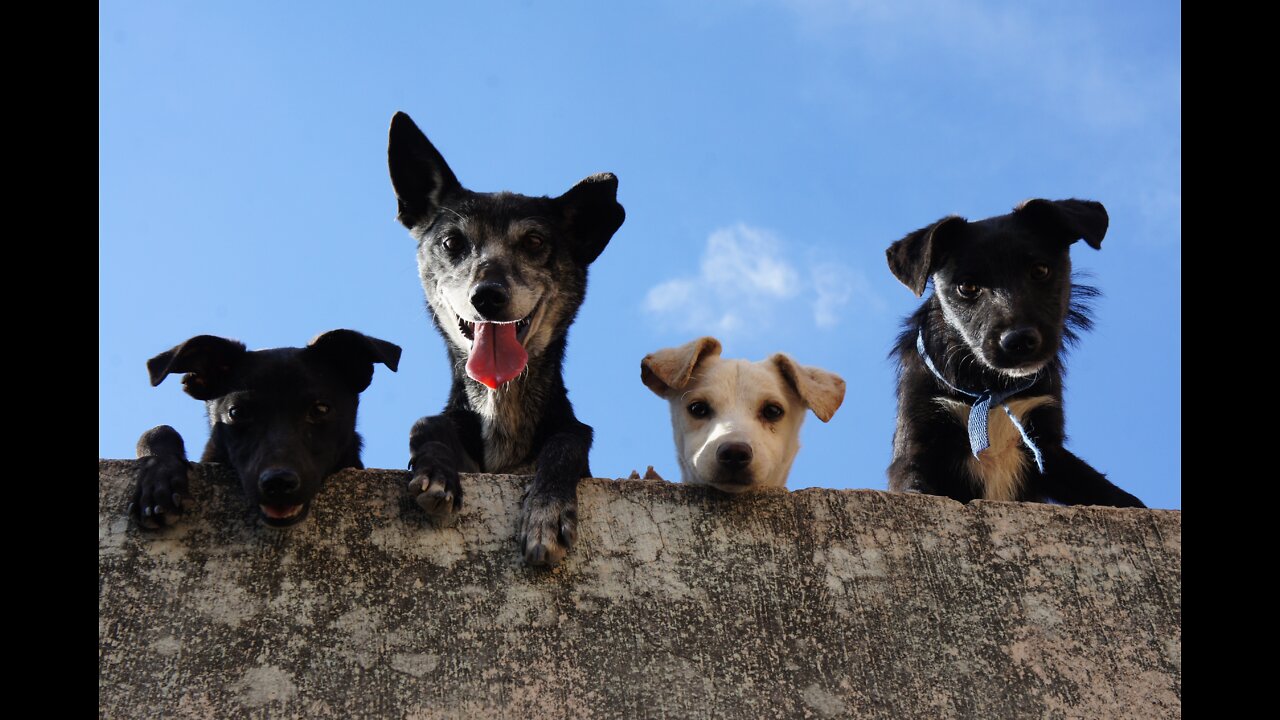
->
<box><xmin>1000</xmin><ymin>327</ymin><xmax>1043</xmax><ymax>359</ymax></box>
<box><xmin>259</xmin><ymin>469</ymin><xmax>302</xmax><ymax>497</ymax></box>
<box><xmin>717</xmin><ymin>442</ymin><xmax>753</xmax><ymax>470</ymax></box>
<box><xmin>471</xmin><ymin>282</ymin><xmax>510</xmax><ymax>318</ymax></box>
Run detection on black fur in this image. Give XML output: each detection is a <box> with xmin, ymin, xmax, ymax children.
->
<box><xmin>387</xmin><ymin>111</ymin><xmax>625</xmax><ymax>566</ymax></box>
<box><xmin>131</xmin><ymin>330</ymin><xmax>401</xmax><ymax>528</ymax></box>
<box><xmin>885</xmin><ymin>199</ymin><xmax>1145</xmax><ymax>507</ymax></box>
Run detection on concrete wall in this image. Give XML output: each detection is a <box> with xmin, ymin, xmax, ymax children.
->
<box><xmin>98</xmin><ymin>460</ymin><xmax>1181</xmax><ymax>719</ymax></box>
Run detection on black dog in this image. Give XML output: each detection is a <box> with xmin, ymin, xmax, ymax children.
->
<box><xmin>387</xmin><ymin>111</ymin><xmax>625</xmax><ymax>566</ymax></box>
<box><xmin>131</xmin><ymin>330</ymin><xmax>402</xmax><ymax>528</ymax></box>
<box><xmin>885</xmin><ymin>198</ymin><xmax>1145</xmax><ymax>507</ymax></box>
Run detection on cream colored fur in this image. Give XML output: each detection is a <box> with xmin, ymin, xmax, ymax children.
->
<box><xmin>936</xmin><ymin>395</ymin><xmax>1056</xmax><ymax>501</ymax></box>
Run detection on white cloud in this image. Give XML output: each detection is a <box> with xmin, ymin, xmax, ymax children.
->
<box><xmin>644</xmin><ymin>224</ymin><xmax>879</xmax><ymax>337</ymax></box>
<box><xmin>811</xmin><ymin>263</ymin><xmax>853</xmax><ymax>329</ymax></box>
<box><xmin>701</xmin><ymin>225</ymin><xmax>801</xmax><ymax>300</ymax></box>
<box><xmin>810</xmin><ymin>261</ymin><xmax>886</xmax><ymax>329</ymax></box>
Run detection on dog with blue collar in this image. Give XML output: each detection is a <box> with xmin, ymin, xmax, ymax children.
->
<box><xmin>884</xmin><ymin>198</ymin><xmax>1145</xmax><ymax>507</ymax></box>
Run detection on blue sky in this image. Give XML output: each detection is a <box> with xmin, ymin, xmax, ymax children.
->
<box><xmin>99</xmin><ymin>1</ymin><xmax>1181</xmax><ymax>509</ymax></box>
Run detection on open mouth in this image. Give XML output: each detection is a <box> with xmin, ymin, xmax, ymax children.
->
<box><xmin>456</xmin><ymin>311</ymin><xmax>535</xmax><ymax>346</ymax></box>
<box><xmin>451</xmin><ymin>300</ymin><xmax>543</xmax><ymax>390</ymax></box>
<box><xmin>258</xmin><ymin>502</ymin><xmax>309</xmax><ymax>527</ymax></box>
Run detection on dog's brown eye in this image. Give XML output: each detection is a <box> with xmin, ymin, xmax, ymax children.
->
<box><xmin>524</xmin><ymin>234</ymin><xmax>545</xmax><ymax>251</ymax></box>
<box><xmin>308</xmin><ymin>403</ymin><xmax>331</xmax><ymax>423</ymax></box>
<box><xmin>687</xmin><ymin>401</ymin><xmax>711</xmax><ymax>419</ymax></box>
<box><xmin>441</xmin><ymin>234</ymin><xmax>466</xmax><ymax>254</ymax></box>
<box><xmin>1031</xmin><ymin>264</ymin><xmax>1051</xmax><ymax>281</ymax></box>
<box><xmin>227</xmin><ymin>406</ymin><xmax>251</xmax><ymax>423</ymax></box>
<box><xmin>956</xmin><ymin>282</ymin><xmax>981</xmax><ymax>299</ymax></box>
<box><xmin>761</xmin><ymin>403</ymin><xmax>785</xmax><ymax>421</ymax></box>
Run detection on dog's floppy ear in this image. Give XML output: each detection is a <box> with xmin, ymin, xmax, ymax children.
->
<box><xmin>558</xmin><ymin>173</ymin><xmax>625</xmax><ymax>265</ymax></box>
<box><xmin>769</xmin><ymin>354</ymin><xmax>846</xmax><ymax>422</ymax></box>
<box><xmin>886</xmin><ymin>215</ymin><xmax>967</xmax><ymax>296</ymax></box>
<box><xmin>1014</xmin><ymin>198</ymin><xmax>1108</xmax><ymax>250</ymax></box>
<box><xmin>641</xmin><ymin>337</ymin><xmax>722</xmax><ymax>398</ymax></box>
<box><xmin>308</xmin><ymin>329</ymin><xmax>402</xmax><ymax>393</ymax></box>
<box><xmin>147</xmin><ymin>335</ymin><xmax>247</xmax><ymax>400</ymax></box>
<box><xmin>388</xmin><ymin>112</ymin><xmax>463</xmax><ymax>229</ymax></box>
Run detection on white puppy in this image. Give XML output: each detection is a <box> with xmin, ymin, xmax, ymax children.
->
<box><xmin>641</xmin><ymin>337</ymin><xmax>846</xmax><ymax>493</ymax></box>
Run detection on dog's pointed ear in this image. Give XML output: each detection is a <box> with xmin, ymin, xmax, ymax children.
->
<box><xmin>558</xmin><ymin>173</ymin><xmax>625</xmax><ymax>265</ymax></box>
<box><xmin>308</xmin><ymin>329</ymin><xmax>402</xmax><ymax>393</ymax></box>
<box><xmin>147</xmin><ymin>335</ymin><xmax>247</xmax><ymax>400</ymax></box>
<box><xmin>1015</xmin><ymin>198</ymin><xmax>1108</xmax><ymax>250</ymax></box>
<box><xmin>641</xmin><ymin>337</ymin><xmax>722</xmax><ymax>398</ymax></box>
<box><xmin>769</xmin><ymin>354</ymin><xmax>846</xmax><ymax>422</ymax></box>
<box><xmin>388</xmin><ymin>112</ymin><xmax>463</xmax><ymax>230</ymax></box>
<box><xmin>886</xmin><ymin>215</ymin><xmax>967</xmax><ymax>296</ymax></box>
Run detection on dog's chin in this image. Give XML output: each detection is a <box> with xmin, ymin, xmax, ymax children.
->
<box><xmin>995</xmin><ymin>363</ymin><xmax>1045</xmax><ymax>378</ymax></box>
<box><xmin>986</xmin><ymin>355</ymin><xmax>1052</xmax><ymax>378</ymax></box>
<box><xmin>693</xmin><ymin>472</ymin><xmax>755</xmax><ymax>495</ymax></box>
<box><xmin>258</xmin><ymin>500</ymin><xmax>311</xmax><ymax>528</ymax></box>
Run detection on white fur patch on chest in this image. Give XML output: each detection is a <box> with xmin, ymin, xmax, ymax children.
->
<box><xmin>935</xmin><ymin>395</ymin><xmax>1055</xmax><ymax>501</ymax></box>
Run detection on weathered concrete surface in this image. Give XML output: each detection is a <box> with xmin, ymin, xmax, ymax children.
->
<box><xmin>99</xmin><ymin>459</ymin><xmax>1181</xmax><ymax>719</ymax></box>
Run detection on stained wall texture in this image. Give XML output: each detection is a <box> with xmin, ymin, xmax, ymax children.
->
<box><xmin>98</xmin><ymin>460</ymin><xmax>1181</xmax><ymax>719</ymax></box>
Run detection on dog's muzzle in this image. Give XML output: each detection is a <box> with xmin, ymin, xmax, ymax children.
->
<box><xmin>710</xmin><ymin>442</ymin><xmax>755</xmax><ymax>489</ymax></box>
<box><xmin>257</xmin><ymin>468</ymin><xmax>310</xmax><ymax>526</ymax></box>
<box><xmin>998</xmin><ymin>327</ymin><xmax>1043</xmax><ymax>363</ymax></box>
<box><xmin>452</xmin><ymin>291</ymin><xmax>541</xmax><ymax>390</ymax></box>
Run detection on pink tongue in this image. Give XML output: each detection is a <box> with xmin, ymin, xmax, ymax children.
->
<box><xmin>466</xmin><ymin>322</ymin><xmax>528</xmax><ymax>389</ymax></box>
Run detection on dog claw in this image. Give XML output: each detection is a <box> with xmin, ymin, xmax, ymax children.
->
<box><xmin>411</xmin><ymin>475</ymin><xmax>461</xmax><ymax>525</ymax></box>
<box><xmin>524</xmin><ymin>542</ymin><xmax>563</xmax><ymax>567</ymax></box>
<box><xmin>519</xmin><ymin>493</ymin><xmax>577</xmax><ymax>567</ymax></box>
<box><xmin>132</xmin><ymin>452</ymin><xmax>193</xmax><ymax>529</ymax></box>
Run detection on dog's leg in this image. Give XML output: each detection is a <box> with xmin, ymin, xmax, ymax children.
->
<box><xmin>407</xmin><ymin>412</ymin><xmax>480</xmax><ymax>524</ymax></box>
<box><xmin>131</xmin><ymin>425</ymin><xmax>193</xmax><ymax>529</ymax></box>
<box><xmin>1037</xmin><ymin>449</ymin><xmax>1147</xmax><ymax>508</ymax></box>
<box><xmin>887</xmin><ymin>457</ymin><xmax>943</xmax><ymax>495</ymax></box>
<box><xmin>519</xmin><ymin>422</ymin><xmax>591</xmax><ymax>567</ymax></box>
<box><xmin>1019</xmin><ymin>404</ymin><xmax>1147</xmax><ymax>507</ymax></box>
<box><xmin>887</xmin><ymin>399</ymin><xmax>978</xmax><ymax>501</ymax></box>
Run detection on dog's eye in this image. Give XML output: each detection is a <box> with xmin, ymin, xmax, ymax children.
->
<box><xmin>441</xmin><ymin>234</ymin><xmax>467</xmax><ymax>254</ymax></box>
<box><xmin>524</xmin><ymin>234</ymin><xmax>545</xmax><ymax>251</ymax></box>
<box><xmin>956</xmin><ymin>282</ymin><xmax>981</xmax><ymax>299</ymax></box>
<box><xmin>227</xmin><ymin>406</ymin><xmax>251</xmax><ymax>423</ymax></box>
<box><xmin>687</xmin><ymin>401</ymin><xmax>712</xmax><ymax>419</ymax></box>
<box><xmin>308</xmin><ymin>403</ymin><xmax>331</xmax><ymax>423</ymax></box>
<box><xmin>761</xmin><ymin>403</ymin><xmax>785</xmax><ymax>421</ymax></box>
<box><xmin>1031</xmin><ymin>264</ymin><xmax>1051</xmax><ymax>281</ymax></box>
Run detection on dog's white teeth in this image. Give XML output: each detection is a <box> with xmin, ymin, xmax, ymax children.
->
<box><xmin>457</xmin><ymin>315</ymin><xmax>476</xmax><ymax>340</ymax></box>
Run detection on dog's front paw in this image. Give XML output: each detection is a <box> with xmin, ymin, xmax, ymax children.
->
<box><xmin>518</xmin><ymin>492</ymin><xmax>578</xmax><ymax>567</ymax></box>
<box><xmin>408</xmin><ymin>457</ymin><xmax>463</xmax><ymax>525</ymax></box>
<box><xmin>131</xmin><ymin>456</ymin><xmax>193</xmax><ymax>530</ymax></box>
